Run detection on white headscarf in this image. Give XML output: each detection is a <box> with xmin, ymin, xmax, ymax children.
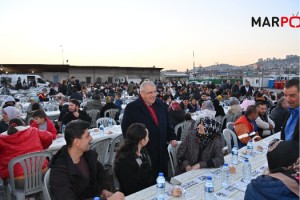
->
<box><xmin>3</xmin><ymin>106</ymin><xmax>20</xmax><ymax>120</ymax></box>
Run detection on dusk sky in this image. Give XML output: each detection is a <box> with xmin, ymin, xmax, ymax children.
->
<box><xmin>0</xmin><ymin>0</ymin><xmax>299</xmax><ymax>70</ymax></box>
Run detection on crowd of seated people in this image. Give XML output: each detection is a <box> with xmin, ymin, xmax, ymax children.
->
<box><xmin>0</xmin><ymin>77</ymin><xmax>298</xmax><ymax>199</ymax></box>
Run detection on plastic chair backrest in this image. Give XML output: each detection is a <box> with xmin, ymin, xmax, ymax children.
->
<box><xmin>222</xmin><ymin>129</ymin><xmax>238</xmax><ymax>153</ymax></box>
<box><xmin>215</xmin><ymin>116</ymin><xmax>222</xmax><ymax>123</ymax></box>
<box><xmin>107</xmin><ymin>135</ymin><xmax>124</xmax><ymax>166</ymax></box>
<box><xmin>8</xmin><ymin>151</ymin><xmax>53</xmax><ymax>198</ymax></box>
<box><xmin>174</xmin><ymin>121</ymin><xmax>192</xmax><ymax>142</ymax></box>
<box><xmin>226</xmin><ymin>122</ymin><xmax>235</xmax><ymax>131</ymax></box>
<box><xmin>233</xmin><ymin>111</ymin><xmax>243</xmax><ymax>122</ymax></box>
<box><xmin>104</xmin><ymin>109</ymin><xmax>119</xmax><ymax>119</ymax></box>
<box><xmin>118</xmin><ymin>113</ymin><xmax>124</xmax><ymax>124</ymax></box>
<box><xmin>87</xmin><ymin>109</ymin><xmax>100</xmax><ymax>128</ymax></box>
<box><xmin>43</xmin><ymin>169</ymin><xmax>52</xmax><ymax>200</ymax></box>
<box><xmin>96</xmin><ymin>117</ymin><xmax>117</xmax><ymax>128</ymax></box>
<box><xmin>90</xmin><ymin>138</ymin><xmax>112</xmax><ymax>165</ymax></box>
<box><xmin>167</xmin><ymin>141</ymin><xmax>182</xmax><ymax>177</ymax></box>
<box><xmin>219</xmin><ymin>115</ymin><xmax>229</xmax><ymax>134</ymax></box>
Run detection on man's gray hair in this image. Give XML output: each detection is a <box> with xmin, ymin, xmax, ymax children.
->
<box><xmin>140</xmin><ymin>81</ymin><xmax>156</xmax><ymax>92</ymax></box>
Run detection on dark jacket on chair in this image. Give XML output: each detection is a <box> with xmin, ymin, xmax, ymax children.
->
<box><xmin>49</xmin><ymin>146</ymin><xmax>110</xmax><ymax>200</ymax></box>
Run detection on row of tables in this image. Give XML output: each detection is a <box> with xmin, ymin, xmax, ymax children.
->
<box><xmin>126</xmin><ymin>132</ymin><xmax>280</xmax><ymax>200</ymax></box>
<box><xmin>46</xmin><ymin>125</ymin><xmax>122</xmax><ymax>154</ymax></box>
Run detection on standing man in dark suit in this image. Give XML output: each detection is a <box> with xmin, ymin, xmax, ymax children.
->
<box><xmin>240</xmin><ymin>80</ymin><xmax>254</xmax><ymax>97</ymax></box>
<box><xmin>281</xmin><ymin>79</ymin><xmax>299</xmax><ymax>141</ymax></box>
<box><xmin>122</xmin><ymin>81</ymin><xmax>177</xmax><ymax>178</ymax></box>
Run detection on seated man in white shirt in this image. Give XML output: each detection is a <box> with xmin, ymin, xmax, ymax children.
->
<box><xmin>255</xmin><ymin>101</ymin><xmax>275</xmax><ymax>138</ymax></box>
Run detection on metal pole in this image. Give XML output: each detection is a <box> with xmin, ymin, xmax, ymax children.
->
<box><xmin>60</xmin><ymin>45</ymin><xmax>64</xmax><ymax>65</ymax></box>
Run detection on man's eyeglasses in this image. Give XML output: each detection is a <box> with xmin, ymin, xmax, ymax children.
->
<box><xmin>141</xmin><ymin>91</ymin><xmax>158</xmax><ymax>95</ymax></box>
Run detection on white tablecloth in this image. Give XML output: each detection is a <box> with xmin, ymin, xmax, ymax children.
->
<box><xmin>126</xmin><ymin>133</ymin><xmax>280</xmax><ymax>200</ymax></box>
<box><xmin>46</xmin><ymin>125</ymin><xmax>122</xmax><ymax>154</ymax></box>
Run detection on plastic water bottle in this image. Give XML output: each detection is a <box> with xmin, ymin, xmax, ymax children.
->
<box><xmin>99</xmin><ymin>123</ymin><xmax>104</xmax><ymax>135</ymax></box>
<box><xmin>156</xmin><ymin>172</ymin><xmax>165</xmax><ymax>200</ymax></box>
<box><xmin>93</xmin><ymin>197</ymin><xmax>100</xmax><ymax>200</ymax></box>
<box><xmin>243</xmin><ymin>158</ymin><xmax>251</xmax><ymax>183</ymax></box>
<box><xmin>61</xmin><ymin>124</ymin><xmax>66</xmax><ymax>136</ymax></box>
<box><xmin>204</xmin><ymin>176</ymin><xmax>214</xmax><ymax>200</ymax></box>
<box><xmin>108</xmin><ymin>117</ymin><xmax>113</xmax><ymax>127</ymax></box>
<box><xmin>231</xmin><ymin>145</ymin><xmax>239</xmax><ymax>165</ymax></box>
<box><xmin>247</xmin><ymin>140</ymin><xmax>253</xmax><ymax>157</ymax></box>
<box><xmin>221</xmin><ymin>163</ymin><xmax>230</xmax><ymax>189</ymax></box>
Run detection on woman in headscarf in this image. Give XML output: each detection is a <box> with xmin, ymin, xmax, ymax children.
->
<box><xmin>0</xmin><ymin>106</ymin><xmax>21</xmax><ymax>133</ymax></box>
<box><xmin>176</xmin><ymin>117</ymin><xmax>224</xmax><ymax>174</ymax></box>
<box><xmin>245</xmin><ymin>140</ymin><xmax>299</xmax><ymax>199</ymax></box>
<box><xmin>200</xmin><ymin>100</ymin><xmax>216</xmax><ymax>119</ymax></box>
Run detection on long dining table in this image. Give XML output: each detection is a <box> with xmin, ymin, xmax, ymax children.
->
<box><xmin>46</xmin><ymin>125</ymin><xmax>122</xmax><ymax>154</ymax></box>
<box><xmin>125</xmin><ymin>132</ymin><xmax>281</xmax><ymax>200</ymax></box>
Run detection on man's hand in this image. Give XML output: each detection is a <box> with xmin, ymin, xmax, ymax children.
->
<box><xmin>101</xmin><ymin>190</ymin><xmax>113</xmax><ymax>199</ymax></box>
<box><xmin>185</xmin><ymin>165</ymin><xmax>192</xmax><ymax>172</ymax></box>
<box><xmin>170</xmin><ymin>140</ymin><xmax>177</xmax><ymax>147</ymax></box>
<box><xmin>191</xmin><ymin>164</ymin><xmax>200</xmax><ymax>170</ymax></box>
<box><xmin>107</xmin><ymin>192</ymin><xmax>125</xmax><ymax>200</ymax></box>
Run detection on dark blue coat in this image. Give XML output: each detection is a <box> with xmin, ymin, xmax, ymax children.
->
<box><xmin>245</xmin><ymin>175</ymin><xmax>298</xmax><ymax>200</ymax></box>
<box><xmin>122</xmin><ymin>97</ymin><xmax>176</xmax><ymax>177</ymax></box>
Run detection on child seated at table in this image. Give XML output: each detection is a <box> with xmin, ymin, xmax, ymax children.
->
<box><xmin>30</xmin><ymin>109</ymin><xmax>60</xmax><ymax>139</ymax></box>
<box><xmin>114</xmin><ymin>123</ymin><xmax>153</xmax><ymax>196</ymax></box>
<box><xmin>0</xmin><ymin>118</ymin><xmax>53</xmax><ymax>182</ymax></box>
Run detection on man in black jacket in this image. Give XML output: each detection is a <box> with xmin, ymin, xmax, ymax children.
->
<box><xmin>122</xmin><ymin>81</ymin><xmax>177</xmax><ymax>178</ymax></box>
<box><xmin>49</xmin><ymin>120</ymin><xmax>124</xmax><ymax>200</ymax></box>
<box><xmin>270</xmin><ymin>97</ymin><xmax>289</xmax><ymax>133</ymax></box>
<box><xmin>61</xmin><ymin>99</ymin><xmax>92</xmax><ymax>127</ymax></box>
<box><xmin>240</xmin><ymin>80</ymin><xmax>254</xmax><ymax>97</ymax></box>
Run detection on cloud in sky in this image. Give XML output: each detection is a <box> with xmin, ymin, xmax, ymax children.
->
<box><xmin>0</xmin><ymin>0</ymin><xmax>299</xmax><ymax>70</ymax></box>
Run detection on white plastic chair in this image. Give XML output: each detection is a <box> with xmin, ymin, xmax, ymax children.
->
<box><xmin>167</xmin><ymin>141</ymin><xmax>182</xmax><ymax>177</ymax></box>
<box><xmin>106</xmin><ymin>135</ymin><xmax>124</xmax><ymax>166</ymax></box>
<box><xmin>43</xmin><ymin>169</ymin><xmax>52</xmax><ymax>200</ymax></box>
<box><xmin>104</xmin><ymin>109</ymin><xmax>119</xmax><ymax>119</ymax></box>
<box><xmin>96</xmin><ymin>117</ymin><xmax>117</xmax><ymax>127</ymax></box>
<box><xmin>219</xmin><ymin>115</ymin><xmax>229</xmax><ymax>134</ymax></box>
<box><xmin>226</xmin><ymin>122</ymin><xmax>235</xmax><ymax>131</ymax></box>
<box><xmin>118</xmin><ymin>113</ymin><xmax>124</xmax><ymax>124</ymax></box>
<box><xmin>87</xmin><ymin>109</ymin><xmax>100</xmax><ymax>128</ymax></box>
<box><xmin>174</xmin><ymin>121</ymin><xmax>192</xmax><ymax>142</ymax></box>
<box><xmin>215</xmin><ymin>116</ymin><xmax>222</xmax><ymax>123</ymax></box>
<box><xmin>222</xmin><ymin>129</ymin><xmax>238</xmax><ymax>153</ymax></box>
<box><xmin>90</xmin><ymin>138</ymin><xmax>112</xmax><ymax>165</ymax></box>
<box><xmin>7</xmin><ymin>151</ymin><xmax>53</xmax><ymax>200</ymax></box>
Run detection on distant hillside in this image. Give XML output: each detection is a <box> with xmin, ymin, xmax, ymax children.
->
<box><xmin>204</xmin><ymin>64</ymin><xmax>240</xmax><ymax>71</ymax></box>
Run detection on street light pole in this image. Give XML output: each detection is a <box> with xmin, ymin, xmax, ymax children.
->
<box><xmin>60</xmin><ymin>45</ymin><xmax>64</xmax><ymax>65</ymax></box>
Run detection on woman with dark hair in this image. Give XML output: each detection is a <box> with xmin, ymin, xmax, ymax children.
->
<box><xmin>177</xmin><ymin>117</ymin><xmax>224</xmax><ymax>174</ymax></box>
<box><xmin>114</xmin><ymin>123</ymin><xmax>152</xmax><ymax>196</ymax></box>
<box><xmin>212</xmin><ymin>99</ymin><xmax>225</xmax><ymax>117</ymax></box>
<box><xmin>0</xmin><ymin>118</ymin><xmax>53</xmax><ymax>180</ymax></box>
